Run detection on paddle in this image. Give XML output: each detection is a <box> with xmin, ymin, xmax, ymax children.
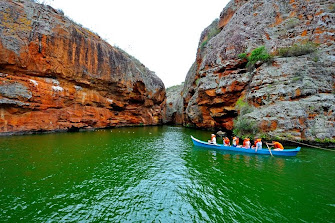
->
<box><xmin>266</xmin><ymin>142</ymin><xmax>274</xmax><ymax>157</ymax></box>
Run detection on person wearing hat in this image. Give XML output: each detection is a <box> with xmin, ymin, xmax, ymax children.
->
<box><xmin>208</xmin><ymin>134</ymin><xmax>217</xmax><ymax>144</ymax></box>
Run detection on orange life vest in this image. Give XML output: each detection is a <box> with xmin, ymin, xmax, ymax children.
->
<box><xmin>243</xmin><ymin>139</ymin><xmax>248</xmax><ymax>147</ymax></box>
<box><xmin>274</xmin><ymin>142</ymin><xmax>284</xmax><ymax>150</ymax></box>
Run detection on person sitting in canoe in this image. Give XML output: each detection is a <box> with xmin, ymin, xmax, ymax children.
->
<box><xmin>208</xmin><ymin>134</ymin><xmax>217</xmax><ymax>144</ymax></box>
<box><xmin>252</xmin><ymin>138</ymin><xmax>262</xmax><ymax>152</ymax></box>
<box><xmin>242</xmin><ymin>138</ymin><xmax>247</xmax><ymax>148</ymax></box>
<box><xmin>267</xmin><ymin>141</ymin><xmax>284</xmax><ymax>150</ymax></box>
<box><xmin>224</xmin><ymin>137</ymin><xmax>230</xmax><ymax>146</ymax></box>
<box><xmin>243</xmin><ymin>138</ymin><xmax>251</xmax><ymax>149</ymax></box>
<box><xmin>232</xmin><ymin>136</ymin><xmax>239</xmax><ymax>147</ymax></box>
<box><xmin>251</xmin><ymin>138</ymin><xmax>258</xmax><ymax>149</ymax></box>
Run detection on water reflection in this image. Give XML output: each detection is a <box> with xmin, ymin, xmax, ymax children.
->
<box><xmin>0</xmin><ymin>126</ymin><xmax>334</xmax><ymax>222</ymax></box>
<box><xmin>199</xmin><ymin>148</ymin><xmax>291</xmax><ymax>173</ymax></box>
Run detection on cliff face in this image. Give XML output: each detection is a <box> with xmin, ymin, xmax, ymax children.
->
<box><xmin>181</xmin><ymin>0</ymin><xmax>335</xmax><ymax>141</ymax></box>
<box><xmin>164</xmin><ymin>84</ymin><xmax>183</xmax><ymax>124</ymax></box>
<box><xmin>0</xmin><ymin>0</ymin><xmax>166</xmax><ymax>134</ymax></box>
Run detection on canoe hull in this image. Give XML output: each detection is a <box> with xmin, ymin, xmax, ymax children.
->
<box><xmin>191</xmin><ymin>136</ymin><xmax>300</xmax><ymax>157</ymax></box>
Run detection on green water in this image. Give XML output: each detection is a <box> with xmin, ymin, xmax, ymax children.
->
<box><xmin>0</xmin><ymin>126</ymin><xmax>334</xmax><ymax>222</ymax></box>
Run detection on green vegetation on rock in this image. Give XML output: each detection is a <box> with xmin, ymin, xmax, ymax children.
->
<box><xmin>233</xmin><ymin>97</ymin><xmax>259</xmax><ymax>138</ymax></box>
<box><xmin>235</xmin><ymin>97</ymin><xmax>253</xmax><ymax>115</ymax></box>
<box><xmin>200</xmin><ymin>40</ymin><xmax>209</xmax><ymax>49</ymax></box>
<box><xmin>233</xmin><ymin>116</ymin><xmax>259</xmax><ymax>139</ymax></box>
<box><xmin>276</xmin><ymin>42</ymin><xmax>319</xmax><ymax>57</ymax></box>
<box><xmin>195</xmin><ymin>78</ymin><xmax>200</xmax><ymax>86</ymax></box>
<box><xmin>238</xmin><ymin>46</ymin><xmax>272</xmax><ymax>70</ymax></box>
<box><xmin>166</xmin><ymin>84</ymin><xmax>184</xmax><ymax>92</ymax></box>
<box><xmin>238</xmin><ymin>53</ymin><xmax>248</xmax><ymax>60</ymax></box>
<box><xmin>316</xmin><ymin>138</ymin><xmax>335</xmax><ymax>144</ymax></box>
<box><xmin>247</xmin><ymin>46</ymin><xmax>271</xmax><ymax>68</ymax></box>
<box><xmin>200</xmin><ymin>19</ymin><xmax>221</xmax><ymax>50</ymax></box>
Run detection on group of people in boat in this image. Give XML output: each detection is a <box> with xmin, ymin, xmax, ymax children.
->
<box><xmin>208</xmin><ymin>134</ymin><xmax>284</xmax><ymax>151</ymax></box>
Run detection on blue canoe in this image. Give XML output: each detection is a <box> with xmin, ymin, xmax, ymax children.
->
<box><xmin>191</xmin><ymin>136</ymin><xmax>301</xmax><ymax>157</ymax></box>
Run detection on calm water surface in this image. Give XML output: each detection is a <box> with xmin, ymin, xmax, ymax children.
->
<box><xmin>0</xmin><ymin>126</ymin><xmax>334</xmax><ymax>222</ymax></box>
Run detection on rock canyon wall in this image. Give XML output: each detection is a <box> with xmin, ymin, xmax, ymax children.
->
<box><xmin>179</xmin><ymin>0</ymin><xmax>335</xmax><ymax>141</ymax></box>
<box><xmin>0</xmin><ymin>0</ymin><xmax>166</xmax><ymax>134</ymax></box>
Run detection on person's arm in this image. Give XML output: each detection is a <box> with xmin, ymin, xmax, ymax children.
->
<box><xmin>266</xmin><ymin>142</ymin><xmax>274</xmax><ymax>149</ymax></box>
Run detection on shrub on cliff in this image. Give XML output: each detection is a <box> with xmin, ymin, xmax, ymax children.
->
<box><xmin>277</xmin><ymin>42</ymin><xmax>319</xmax><ymax>57</ymax></box>
<box><xmin>238</xmin><ymin>46</ymin><xmax>272</xmax><ymax>70</ymax></box>
<box><xmin>247</xmin><ymin>46</ymin><xmax>271</xmax><ymax>68</ymax></box>
<box><xmin>200</xmin><ymin>40</ymin><xmax>209</xmax><ymax>49</ymax></box>
<box><xmin>238</xmin><ymin>53</ymin><xmax>248</xmax><ymax>60</ymax></box>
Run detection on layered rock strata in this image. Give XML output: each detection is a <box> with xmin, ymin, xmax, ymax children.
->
<box><xmin>0</xmin><ymin>0</ymin><xmax>165</xmax><ymax>134</ymax></box>
<box><xmin>181</xmin><ymin>0</ymin><xmax>335</xmax><ymax>141</ymax></box>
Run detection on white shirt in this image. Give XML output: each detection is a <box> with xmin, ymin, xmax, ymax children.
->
<box><xmin>245</xmin><ymin>141</ymin><xmax>251</xmax><ymax>148</ymax></box>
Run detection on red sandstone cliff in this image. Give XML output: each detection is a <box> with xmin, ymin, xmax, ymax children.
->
<box><xmin>0</xmin><ymin>0</ymin><xmax>166</xmax><ymax>134</ymax></box>
<box><xmin>179</xmin><ymin>0</ymin><xmax>335</xmax><ymax>141</ymax></box>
